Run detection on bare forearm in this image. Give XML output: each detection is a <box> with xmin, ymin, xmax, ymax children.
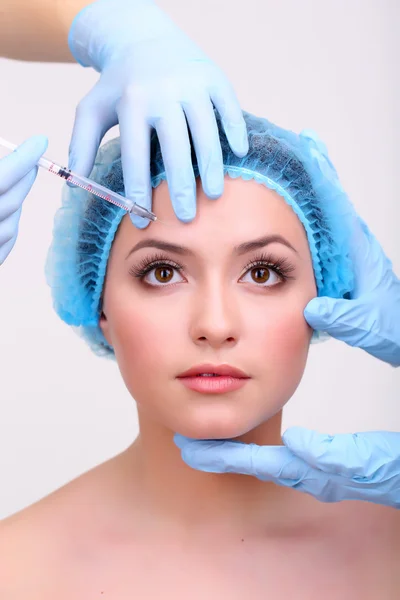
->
<box><xmin>0</xmin><ymin>0</ymin><xmax>93</xmax><ymax>62</ymax></box>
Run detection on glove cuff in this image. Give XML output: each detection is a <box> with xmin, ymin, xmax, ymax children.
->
<box><xmin>68</xmin><ymin>0</ymin><xmax>156</xmax><ymax>71</ymax></box>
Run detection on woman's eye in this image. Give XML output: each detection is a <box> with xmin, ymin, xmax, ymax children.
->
<box><xmin>144</xmin><ymin>265</ymin><xmax>184</xmax><ymax>286</ymax></box>
<box><xmin>240</xmin><ymin>266</ymin><xmax>281</xmax><ymax>287</ymax></box>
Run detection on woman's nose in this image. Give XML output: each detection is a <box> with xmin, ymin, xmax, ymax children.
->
<box><xmin>189</xmin><ymin>283</ymin><xmax>240</xmax><ymax>349</ymax></box>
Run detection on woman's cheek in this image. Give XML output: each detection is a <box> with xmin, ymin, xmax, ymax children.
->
<box><xmin>113</xmin><ymin>311</ymin><xmax>163</xmax><ymax>362</ymax></box>
<box><xmin>111</xmin><ymin>303</ymin><xmax>179</xmax><ymax>391</ymax></box>
<box><xmin>256</xmin><ymin>303</ymin><xmax>312</xmax><ymax>372</ymax></box>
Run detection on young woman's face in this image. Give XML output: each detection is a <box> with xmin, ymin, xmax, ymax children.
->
<box><xmin>100</xmin><ymin>178</ymin><xmax>317</xmax><ymax>439</ymax></box>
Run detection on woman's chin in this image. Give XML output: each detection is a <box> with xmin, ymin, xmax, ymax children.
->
<box><xmin>173</xmin><ymin>415</ymin><xmax>255</xmax><ymax>441</ymax></box>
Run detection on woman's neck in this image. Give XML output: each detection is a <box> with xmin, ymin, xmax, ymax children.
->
<box><xmin>112</xmin><ymin>409</ymin><xmax>302</xmax><ymax>539</ymax></box>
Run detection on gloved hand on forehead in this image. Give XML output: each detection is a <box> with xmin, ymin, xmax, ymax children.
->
<box><xmin>0</xmin><ymin>135</ymin><xmax>48</xmax><ymax>265</ymax></box>
<box><xmin>67</xmin><ymin>0</ymin><xmax>248</xmax><ymax>228</ymax></box>
<box><xmin>301</xmin><ymin>131</ymin><xmax>400</xmax><ymax>367</ymax></box>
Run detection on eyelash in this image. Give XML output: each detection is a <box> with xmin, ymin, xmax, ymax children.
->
<box><xmin>129</xmin><ymin>253</ymin><xmax>184</xmax><ymax>282</ymax></box>
<box><xmin>129</xmin><ymin>251</ymin><xmax>295</xmax><ymax>288</ymax></box>
<box><xmin>243</xmin><ymin>253</ymin><xmax>295</xmax><ymax>282</ymax></box>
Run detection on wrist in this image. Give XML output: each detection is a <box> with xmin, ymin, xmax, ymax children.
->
<box><xmin>56</xmin><ymin>0</ymin><xmax>96</xmax><ymax>60</ymax></box>
<box><xmin>67</xmin><ymin>0</ymin><xmax>156</xmax><ymax>70</ymax></box>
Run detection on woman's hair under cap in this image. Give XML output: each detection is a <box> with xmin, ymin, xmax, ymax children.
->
<box><xmin>46</xmin><ymin>111</ymin><xmax>355</xmax><ymax>358</ymax></box>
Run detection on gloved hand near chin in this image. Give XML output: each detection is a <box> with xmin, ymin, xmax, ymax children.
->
<box><xmin>0</xmin><ymin>136</ymin><xmax>48</xmax><ymax>265</ymax></box>
<box><xmin>174</xmin><ymin>428</ymin><xmax>400</xmax><ymax>509</ymax></box>
<box><xmin>67</xmin><ymin>0</ymin><xmax>248</xmax><ymax>228</ymax></box>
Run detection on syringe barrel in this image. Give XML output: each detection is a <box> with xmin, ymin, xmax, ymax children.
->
<box><xmin>38</xmin><ymin>157</ymin><xmax>60</xmax><ymax>172</ymax></box>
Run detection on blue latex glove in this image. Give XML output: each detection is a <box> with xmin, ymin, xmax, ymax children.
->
<box><xmin>0</xmin><ymin>135</ymin><xmax>48</xmax><ymax>265</ymax></box>
<box><xmin>68</xmin><ymin>0</ymin><xmax>248</xmax><ymax>228</ymax></box>
<box><xmin>174</xmin><ymin>428</ymin><xmax>400</xmax><ymax>508</ymax></box>
<box><xmin>302</xmin><ymin>135</ymin><xmax>400</xmax><ymax>367</ymax></box>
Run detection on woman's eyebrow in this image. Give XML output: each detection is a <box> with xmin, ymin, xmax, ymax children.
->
<box><xmin>125</xmin><ymin>234</ymin><xmax>297</xmax><ymax>260</ymax></box>
<box><xmin>235</xmin><ymin>235</ymin><xmax>298</xmax><ymax>255</ymax></box>
<box><xmin>126</xmin><ymin>239</ymin><xmax>195</xmax><ymax>259</ymax></box>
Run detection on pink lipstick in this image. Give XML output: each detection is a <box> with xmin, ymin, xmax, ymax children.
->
<box><xmin>177</xmin><ymin>363</ymin><xmax>250</xmax><ymax>395</ymax></box>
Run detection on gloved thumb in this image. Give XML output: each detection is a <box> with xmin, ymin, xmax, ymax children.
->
<box><xmin>282</xmin><ymin>426</ymin><xmax>337</xmax><ymax>468</ymax></box>
<box><xmin>282</xmin><ymin>426</ymin><xmax>361</xmax><ymax>478</ymax></box>
<box><xmin>304</xmin><ymin>296</ymin><xmax>357</xmax><ymax>339</ymax></box>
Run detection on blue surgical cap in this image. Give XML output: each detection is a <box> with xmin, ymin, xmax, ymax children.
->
<box><xmin>46</xmin><ymin>110</ymin><xmax>355</xmax><ymax>358</ymax></box>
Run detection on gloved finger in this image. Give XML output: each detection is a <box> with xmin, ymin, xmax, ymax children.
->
<box><xmin>0</xmin><ymin>232</ymin><xmax>18</xmax><ymax>265</ymax></box>
<box><xmin>246</xmin><ymin>444</ymin><xmax>314</xmax><ymax>484</ymax></box>
<box><xmin>0</xmin><ymin>206</ymin><xmax>21</xmax><ymax>264</ymax></box>
<box><xmin>173</xmin><ymin>433</ymin><xmax>194</xmax><ymax>450</ymax></box>
<box><xmin>352</xmin><ymin>216</ymin><xmax>394</xmax><ymax>297</ymax></box>
<box><xmin>174</xmin><ymin>435</ymin><xmax>309</xmax><ymax>482</ymax></box>
<box><xmin>0</xmin><ymin>167</ymin><xmax>41</xmax><ymax>265</ymax></box>
<box><xmin>305</xmin><ymin>294</ymin><xmax>400</xmax><ymax>365</ymax></box>
<box><xmin>210</xmin><ymin>81</ymin><xmax>248</xmax><ymax>157</ymax></box>
<box><xmin>183</xmin><ymin>96</ymin><xmax>224</xmax><ymax>199</ymax></box>
<box><xmin>282</xmin><ymin>426</ymin><xmax>383</xmax><ymax>479</ymax></box>
<box><xmin>303</xmin><ymin>296</ymin><xmax>365</xmax><ymax>342</ymax></box>
<box><xmin>154</xmin><ymin>108</ymin><xmax>197</xmax><ymax>222</ymax></box>
<box><xmin>116</xmin><ymin>88</ymin><xmax>152</xmax><ymax>229</ymax></box>
<box><xmin>287</xmin><ymin>469</ymin><xmax>350</xmax><ymax>503</ymax></box>
<box><xmin>0</xmin><ymin>165</ymin><xmax>38</xmax><ymax>221</ymax></box>
<box><xmin>0</xmin><ymin>135</ymin><xmax>47</xmax><ymax>194</ymax></box>
<box><xmin>68</xmin><ymin>89</ymin><xmax>117</xmax><ymax>177</ymax></box>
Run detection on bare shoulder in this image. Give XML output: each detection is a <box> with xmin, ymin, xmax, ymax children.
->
<box><xmin>327</xmin><ymin>499</ymin><xmax>400</xmax><ymax>589</ymax></box>
<box><xmin>325</xmin><ymin>497</ymin><xmax>400</xmax><ymax>541</ymax></box>
<box><xmin>0</xmin><ymin>452</ymin><xmax>128</xmax><ymax>596</ymax></box>
<box><xmin>0</xmin><ymin>497</ymin><xmax>64</xmax><ymax>598</ymax></box>
<box><xmin>351</xmin><ymin>502</ymin><xmax>400</xmax><ymax>592</ymax></box>
<box><xmin>345</xmin><ymin>499</ymin><xmax>400</xmax><ymax>532</ymax></box>
<box><xmin>0</xmin><ymin>503</ymin><xmax>52</xmax><ymax>590</ymax></box>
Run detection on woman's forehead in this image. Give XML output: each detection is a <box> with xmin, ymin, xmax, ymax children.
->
<box><xmin>114</xmin><ymin>177</ymin><xmax>310</xmax><ymax>257</ymax></box>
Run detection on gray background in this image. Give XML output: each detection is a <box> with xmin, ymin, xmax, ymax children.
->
<box><xmin>0</xmin><ymin>0</ymin><xmax>399</xmax><ymax>519</ymax></box>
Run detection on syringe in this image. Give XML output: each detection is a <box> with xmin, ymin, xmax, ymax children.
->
<box><xmin>0</xmin><ymin>137</ymin><xmax>157</xmax><ymax>222</ymax></box>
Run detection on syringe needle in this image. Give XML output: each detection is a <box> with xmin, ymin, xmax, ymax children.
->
<box><xmin>0</xmin><ymin>136</ymin><xmax>158</xmax><ymax>222</ymax></box>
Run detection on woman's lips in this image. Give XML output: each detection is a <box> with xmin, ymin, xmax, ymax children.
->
<box><xmin>176</xmin><ymin>364</ymin><xmax>250</xmax><ymax>395</ymax></box>
<box><xmin>178</xmin><ymin>375</ymin><xmax>249</xmax><ymax>394</ymax></box>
